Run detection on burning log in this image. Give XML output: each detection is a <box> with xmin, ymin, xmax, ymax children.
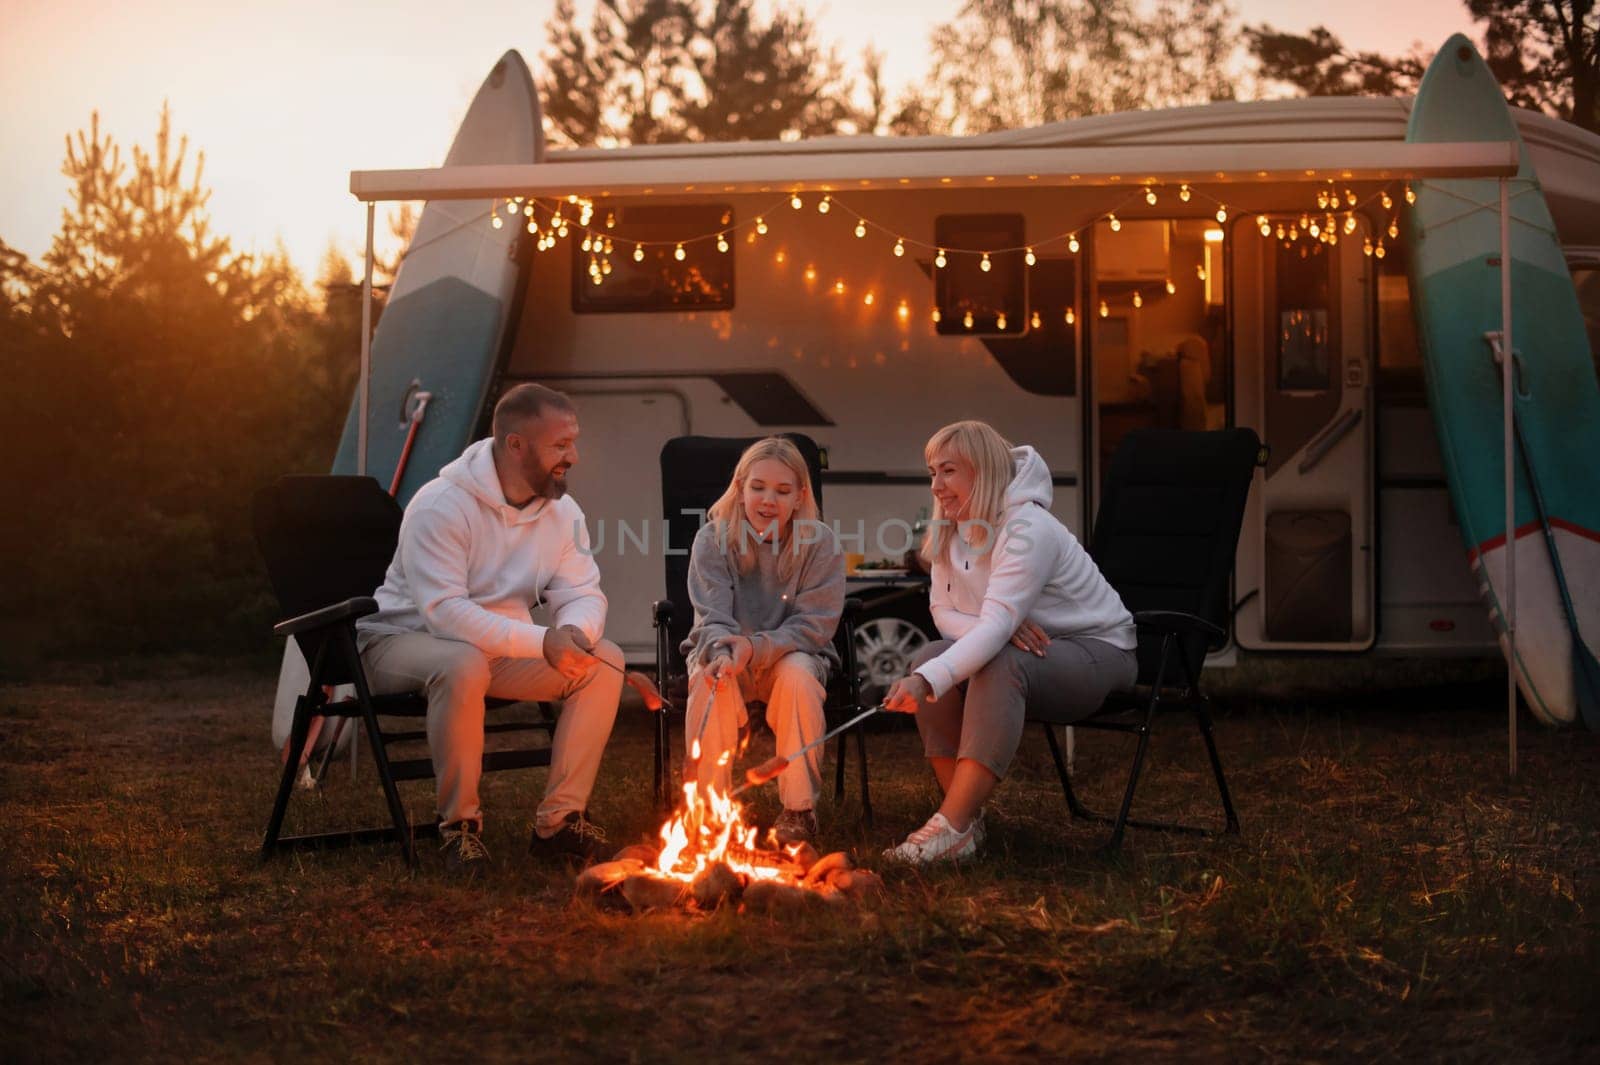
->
<box><xmin>786</xmin><ymin>841</ymin><xmax>821</xmax><ymax>875</ymax></box>
<box><xmin>612</xmin><ymin>843</ymin><xmax>661</xmax><ymax>865</ymax></box>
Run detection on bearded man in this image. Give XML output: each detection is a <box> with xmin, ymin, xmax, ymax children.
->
<box><xmin>357</xmin><ymin>383</ymin><xmax>622</xmax><ymax>875</ymax></box>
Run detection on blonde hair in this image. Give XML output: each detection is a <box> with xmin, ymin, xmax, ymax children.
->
<box><xmin>920</xmin><ymin>420</ymin><xmax>1015</xmax><ymax>565</ymax></box>
<box><xmin>706</xmin><ymin>437</ymin><xmax>820</xmax><ymax>579</ymax></box>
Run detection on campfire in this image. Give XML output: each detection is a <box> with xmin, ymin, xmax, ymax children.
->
<box><xmin>576</xmin><ymin>742</ymin><xmax>883</xmax><ymax>914</ymax></box>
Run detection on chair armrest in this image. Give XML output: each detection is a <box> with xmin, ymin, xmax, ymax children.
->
<box><xmin>652</xmin><ymin>599</ymin><xmax>676</xmax><ymax>626</ymax></box>
<box><xmin>842</xmin><ymin>596</ymin><xmax>863</xmax><ymax>624</ymax></box>
<box><xmin>1132</xmin><ymin>610</ymin><xmax>1225</xmax><ymax>641</ymax></box>
<box><xmin>274</xmin><ymin>596</ymin><xmax>378</xmax><ymax>638</ymax></box>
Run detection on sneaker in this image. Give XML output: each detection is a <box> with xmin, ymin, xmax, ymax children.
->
<box><xmin>883</xmin><ymin>812</ymin><xmax>978</xmax><ymax>865</ymax></box>
<box><xmin>772</xmin><ymin>807</ymin><xmax>818</xmax><ymax>846</ymax></box>
<box><xmin>440</xmin><ymin>820</ymin><xmax>491</xmax><ymax>878</ymax></box>
<box><xmin>529</xmin><ymin>810</ymin><xmax>609</xmax><ymax>865</ymax></box>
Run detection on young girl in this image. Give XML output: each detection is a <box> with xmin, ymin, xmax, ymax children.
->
<box><xmin>681</xmin><ymin>437</ymin><xmax>846</xmax><ymax>845</ymax></box>
<box><xmin>883</xmin><ymin>420</ymin><xmax>1138</xmax><ymax>864</ymax></box>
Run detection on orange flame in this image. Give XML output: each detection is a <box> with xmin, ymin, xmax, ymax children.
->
<box><xmin>655</xmin><ymin>741</ymin><xmax>800</xmax><ymax>884</ymax></box>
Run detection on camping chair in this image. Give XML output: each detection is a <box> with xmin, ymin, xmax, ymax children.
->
<box><xmin>1030</xmin><ymin>427</ymin><xmax>1260</xmax><ymax>852</ymax></box>
<box><xmin>650</xmin><ymin>434</ymin><xmax>872</xmax><ymax>823</ymax></box>
<box><xmin>254</xmin><ymin>475</ymin><xmax>555</xmax><ymax>866</ymax></box>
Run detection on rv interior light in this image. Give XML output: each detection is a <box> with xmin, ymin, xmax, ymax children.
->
<box><xmin>1204</xmin><ymin>228</ymin><xmax>1224</xmax><ymax>243</ymax></box>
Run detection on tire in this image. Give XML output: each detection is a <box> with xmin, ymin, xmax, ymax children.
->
<box><xmin>853</xmin><ymin>611</ymin><xmax>936</xmax><ymax>709</ymax></box>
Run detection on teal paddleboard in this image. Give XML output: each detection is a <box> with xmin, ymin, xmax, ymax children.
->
<box><xmin>272</xmin><ymin>51</ymin><xmax>542</xmax><ymax>754</ymax></box>
<box><xmin>1406</xmin><ymin>34</ymin><xmax>1600</xmax><ymax>728</ymax></box>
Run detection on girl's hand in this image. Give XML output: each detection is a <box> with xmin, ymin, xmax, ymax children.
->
<box><xmin>713</xmin><ymin>635</ymin><xmax>754</xmax><ymax>676</ymax></box>
<box><xmin>1011</xmin><ymin>620</ymin><xmax>1049</xmax><ymax>657</ymax></box>
<box><xmin>883</xmin><ymin>673</ymin><xmax>933</xmax><ymax>713</ymax></box>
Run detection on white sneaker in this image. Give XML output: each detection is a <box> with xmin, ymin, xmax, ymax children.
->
<box><xmin>883</xmin><ymin>812</ymin><xmax>978</xmax><ymax>865</ymax></box>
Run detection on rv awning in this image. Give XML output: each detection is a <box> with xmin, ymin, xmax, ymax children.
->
<box><xmin>350</xmin><ymin>140</ymin><xmax>1519</xmax><ymax>202</ymax></box>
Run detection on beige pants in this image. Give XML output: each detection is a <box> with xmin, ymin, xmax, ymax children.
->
<box><xmin>684</xmin><ymin>651</ymin><xmax>827</xmax><ymax>811</ymax></box>
<box><xmin>361</xmin><ymin>631</ymin><xmax>624</xmax><ymax>835</ymax></box>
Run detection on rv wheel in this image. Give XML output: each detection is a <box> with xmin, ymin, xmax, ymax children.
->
<box><xmin>853</xmin><ymin>615</ymin><xmax>933</xmax><ymax>708</ymax></box>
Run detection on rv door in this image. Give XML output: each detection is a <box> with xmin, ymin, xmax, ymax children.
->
<box><xmin>1230</xmin><ymin>216</ymin><xmax>1376</xmax><ymax>650</ymax></box>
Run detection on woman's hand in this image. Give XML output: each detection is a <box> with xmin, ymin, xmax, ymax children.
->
<box><xmin>712</xmin><ymin>634</ymin><xmax>754</xmax><ymax>677</ymax></box>
<box><xmin>1010</xmin><ymin>620</ymin><xmax>1049</xmax><ymax>657</ymax></box>
<box><xmin>883</xmin><ymin>673</ymin><xmax>934</xmax><ymax>713</ymax></box>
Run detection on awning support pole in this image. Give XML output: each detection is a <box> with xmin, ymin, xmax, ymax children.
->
<box><xmin>359</xmin><ymin>201</ymin><xmax>375</xmax><ymax>478</ymax></box>
<box><xmin>1500</xmin><ymin>177</ymin><xmax>1517</xmax><ymax>780</ymax></box>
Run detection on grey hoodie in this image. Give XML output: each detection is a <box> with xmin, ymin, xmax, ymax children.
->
<box><xmin>914</xmin><ymin>445</ymin><xmax>1135</xmax><ymax>698</ymax></box>
<box><xmin>681</xmin><ymin>520</ymin><xmax>846</xmax><ymax>676</ymax></box>
<box><xmin>357</xmin><ymin>437</ymin><xmax>607</xmax><ymax>658</ymax></box>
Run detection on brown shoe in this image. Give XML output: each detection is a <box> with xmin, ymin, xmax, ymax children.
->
<box><xmin>772</xmin><ymin>807</ymin><xmax>818</xmax><ymax>846</ymax></box>
<box><xmin>529</xmin><ymin>811</ymin><xmax>609</xmax><ymax>865</ymax></box>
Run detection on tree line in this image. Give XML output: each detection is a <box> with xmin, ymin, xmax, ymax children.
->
<box><xmin>1</xmin><ymin>0</ymin><xmax>1592</xmax><ymax>672</ymax></box>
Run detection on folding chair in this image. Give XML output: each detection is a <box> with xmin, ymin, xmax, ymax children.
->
<box><xmin>254</xmin><ymin>475</ymin><xmax>555</xmax><ymax>866</ymax></box>
<box><xmin>649</xmin><ymin>435</ymin><xmax>871</xmax><ymax>823</ymax></box>
<box><xmin>1031</xmin><ymin>427</ymin><xmax>1261</xmax><ymax>852</ymax></box>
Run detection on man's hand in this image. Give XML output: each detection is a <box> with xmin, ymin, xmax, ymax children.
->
<box><xmin>1011</xmin><ymin>620</ymin><xmax>1049</xmax><ymax>657</ymax></box>
<box><xmin>883</xmin><ymin>672</ymin><xmax>934</xmax><ymax>714</ymax></box>
<box><xmin>543</xmin><ymin>624</ymin><xmax>595</xmax><ymax>679</ymax></box>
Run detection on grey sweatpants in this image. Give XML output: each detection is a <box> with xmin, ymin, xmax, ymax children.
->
<box><xmin>911</xmin><ymin>636</ymin><xmax>1137</xmax><ymax>778</ymax></box>
<box><xmin>360</xmin><ymin>631</ymin><xmax>624</xmax><ymax>834</ymax></box>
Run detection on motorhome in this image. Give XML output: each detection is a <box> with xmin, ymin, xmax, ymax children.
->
<box><xmin>350</xmin><ymin>92</ymin><xmax>1600</xmax><ymax>696</ymax></box>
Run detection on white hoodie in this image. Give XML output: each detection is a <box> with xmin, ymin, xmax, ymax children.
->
<box><xmin>356</xmin><ymin>438</ymin><xmax>606</xmax><ymax>659</ymax></box>
<box><xmin>914</xmin><ymin>445</ymin><xmax>1135</xmax><ymax>699</ymax></box>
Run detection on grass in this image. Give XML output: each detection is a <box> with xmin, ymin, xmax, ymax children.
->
<box><xmin>2</xmin><ymin>656</ymin><xmax>1597</xmax><ymax>1063</ymax></box>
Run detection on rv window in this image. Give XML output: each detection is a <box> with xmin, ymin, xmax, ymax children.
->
<box><xmin>934</xmin><ymin>214</ymin><xmax>1026</xmax><ymax>335</ymax></box>
<box><xmin>1274</xmin><ymin>243</ymin><xmax>1335</xmax><ymax>392</ymax></box>
<box><xmin>977</xmin><ymin>257</ymin><xmax>1077</xmax><ymax>395</ymax></box>
<box><xmin>573</xmin><ymin>204</ymin><xmax>735</xmax><ymax>313</ymax></box>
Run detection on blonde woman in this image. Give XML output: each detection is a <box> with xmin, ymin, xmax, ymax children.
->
<box><xmin>681</xmin><ymin>437</ymin><xmax>845</xmax><ymax>845</ymax></box>
<box><xmin>882</xmin><ymin>421</ymin><xmax>1137</xmax><ymax>864</ymax></box>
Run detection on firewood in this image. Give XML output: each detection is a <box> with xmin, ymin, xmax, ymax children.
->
<box><xmin>785</xmin><ymin>841</ymin><xmax>821</xmax><ymax>875</ymax></box>
<box><xmin>801</xmin><ymin>851</ymin><xmax>852</xmax><ymax>887</ymax></box>
<box><xmin>827</xmin><ymin>868</ymin><xmax>885</xmax><ymax>901</ymax></box>
<box><xmin>690</xmin><ymin>861</ymin><xmax>744</xmax><ymax>910</ymax></box>
<box><xmin>742</xmin><ymin>879</ymin><xmax>821</xmax><ymax>916</ymax></box>
<box><xmin>574</xmin><ymin>859</ymin><xmax>643</xmax><ymax>896</ymax></box>
<box><xmin>620</xmin><ymin>872</ymin><xmax>688</xmax><ymax>913</ymax></box>
<box><xmin>612</xmin><ymin>843</ymin><xmax>660</xmax><ymax>865</ymax></box>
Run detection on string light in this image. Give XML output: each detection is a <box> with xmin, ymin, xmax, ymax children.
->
<box><xmin>935</xmin><ymin>248</ymin><xmax>947</xmax><ymax>269</ymax></box>
<box><xmin>1024</xmin><ymin>247</ymin><xmax>1036</xmax><ymax>266</ymax></box>
<box><xmin>1108</xmin><ymin>213</ymin><xmax>1121</xmax><ymax>232</ymax></box>
<box><xmin>898</xmin><ymin>300</ymin><xmax>910</xmax><ymax>321</ymax></box>
<box><xmin>980</xmin><ymin>253</ymin><xmax>992</xmax><ymax>272</ymax></box>
<box><xmin>606</xmin><ymin>212</ymin><xmax>616</xmax><ymax>229</ymax></box>
<box><xmin>1387</xmin><ymin>218</ymin><xmax>1399</xmax><ymax>239</ymax></box>
<box><xmin>1031</xmin><ymin>310</ymin><xmax>1041</xmax><ymax>329</ymax></box>
<box><xmin>717</xmin><ymin>235</ymin><xmax>730</xmax><ymax>253</ymax></box>
<box><xmin>833</xmin><ymin>280</ymin><xmax>845</xmax><ymax>294</ymax></box>
<box><xmin>817</xmin><ymin>196</ymin><xmax>831</xmax><ymax>214</ymax></box>
<box><xmin>1132</xmin><ymin>291</ymin><xmax>1143</xmax><ymax>308</ymax></box>
<box><xmin>491</xmin><ymin>214</ymin><xmax>504</xmax><ymax>229</ymax></box>
<box><xmin>963</xmin><ymin>310</ymin><xmax>974</xmax><ymax>330</ymax></box>
<box><xmin>1375</xmin><ymin>239</ymin><xmax>1388</xmax><ymax>259</ymax></box>
<box><xmin>791</xmin><ymin>193</ymin><xmax>803</xmax><ymax>210</ymax></box>
<box><xmin>1215</xmin><ymin>205</ymin><xmax>1228</xmax><ymax>224</ymax></box>
<box><xmin>1179</xmin><ymin>184</ymin><xmax>1191</xmax><ymax>202</ymax></box>
<box><xmin>1068</xmin><ymin>233</ymin><xmax>1080</xmax><ymax>253</ymax></box>
<box><xmin>674</xmin><ymin>243</ymin><xmax>686</xmax><ymax>261</ymax></box>
<box><xmin>527</xmin><ymin>220</ymin><xmax>537</xmax><ymax>234</ymax></box>
<box><xmin>863</xmin><ymin>292</ymin><xmax>875</xmax><ymax>306</ymax></box>
<box><xmin>1318</xmin><ymin>189</ymin><xmax>1330</xmax><ymax>210</ymax></box>
<box><xmin>1344</xmin><ymin>189</ymin><xmax>1356</xmax><ymax>207</ymax></box>
<box><xmin>1196</xmin><ymin>264</ymin><xmax>1207</xmax><ymax>281</ymax></box>
<box><xmin>1065</xmin><ymin>307</ymin><xmax>1076</xmax><ymax>325</ymax></box>
<box><xmin>505</xmin><ymin>200</ymin><xmax>519</xmax><ymax>216</ymax></box>
<box><xmin>854</xmin><ymin>222</ymin><xmax>867</xmax><ymax>239</ymax></box>
<box><xmin>1165</xmin><ymin>279</ymin><xmax>1176</xmax><ymax>294</ymax></box>
<box><xmin>524</xmin><ymin>202</ymin><xmax>534</xmax><ymax>216</ymax></box>
<box><xmin>756</xmin><ymin>217</ymin><xmax>768</xmax><ymax>235</ymax></box>
<box><xmin>1259</xmin><ymin>217</ymin><xmax>1272</xmax><ymax>237</ymax></box>
<box><xmin>893</xmin><ymin>238</ymin><xmax>905</xmax><ymax>257</ymax></box>
<box><xmin>1381</xmin><ymin>191</ymin><xmax>1393</xmax><ymax>210</ymax></box>
<box><xmin>1344</xmin><ymin>213</ymin><xmax>1357</xmax><ymax>235</ymax></box>
<box><xmin>1363</xmin><ymin>237</ymin><xmax>1374</xmax><ymax>257</ymax></box>
<box><xmin>633</xmin><ymin>245</ymin><xmax>645</xmax><ymax>263</ymax></box>
<box><xmin>931</xmin><ymin>307</ymin><xmax>942</xmax><ymax>323</ymax></box>
<box><xmin>1098</xmin><ymin>300</ymin><xmax>1109</xmax><ymax>318</ymax></box>
<box><xmin>1405</xmin><ymin>184</ymin><xmax>1416</xmax><ymax>205</ymax></box>
<box><xmin>1145</xmin><ymin>187</ymin><xmax>1158</xmax><ymax>205</ymax></box>
<box><xmin>582</xmin><ymin>235</ymin><xmax>593</xmax><ymax>252</ymax></box>
<box><xmin>996</xmin><ymin>312</ymin><xmax>1008</xmax><ymax>330</ymax></box>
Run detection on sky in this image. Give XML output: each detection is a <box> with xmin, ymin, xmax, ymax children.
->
<box><xmin>0</xmin><ymin>0</ymin><xmax>1476</xmax><ymax>283</ymax></box>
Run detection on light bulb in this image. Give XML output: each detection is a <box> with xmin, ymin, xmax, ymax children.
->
<box><xmin>491</xmin><ymin>215</ymin><xmax>504</xmax><ymax>229</ymax></box>
<box><xmin>897</xmin><ymin>301</ymin><xmax>910</xmax><ymax>321</ymax></box>
<box><xmin>756</xmin><ymin>217</ymin><xmax>768</xmax><ymax>235</ymax></box>
<box><xmin>1215</xmin><ymin>205</ymin><xmax>1228</xmax><ymax>223</ymax></box>
<box><xmin>817</xmin><ymin>196</ymin><xmax>831</xmax><ymax>214</ymax></box>
<box><xmin>1363</xmin><ymin>238</ymin><xmax>1373</xmax><ymax>256</ymax></box>
<box><xmin>854</xmin><ymin>222</ymin><xmax>866</xmax><ymax>239</ymax></box>
<box><xmin>893</xmin><ymin>239</ymin><xmax>905</xmax><ymax>257</ymax></box>
<box><xmin>524</xmin><ymin>202</ymin><xmax>534</xmax><ymax>216</ymax></box>
<box><xmin>557</xmin><ymin>225</ymin><xmax>568</xmax><ymax>238</ymax></box>
<box><xmin>1309</xmin><ymin>221</ymin><xmax>1320</xmax><ymax>238</ymax></box>
<box><xmin>1024</xmin><ymin>247</ymin><xmax>1036</xmax><ymax>266</ymax></box>
<box><xmin>582</xmin><ymin>235</ymin><xmax>593</xmax><ymax>252</ymax></box>
<box><xmin>1318</xmin><ymin>190</ymin><xmax>1330</xmax><ymax>210</ymax></box>
<box><xmin>1132</xmin><ymin>291</ymin><xmax>1143</xmax><ymax>308</ymax></box>
<box><xmin>527</xmin><ymin>221</ymin><xmax>537</xmax><ymax>234</ymax></box>
<box><xmin>804</xmin><ymin>265</ymin><xmax>816</xmax><ymax>282</ymax></box>
<box><xmin>863</xmin><ymin>292</ymin><xmax>874</xmax><ymax>306</ymax></box>
<box><xmin>1344</xmin><ymin>213</ymin><xmax>1357</xmax><ymax>234</ymax></box>
<box><xmin>980</xmin><ymin>253</ymin><xmax>992</xmax><ymax>272</ymax></box>
<box><xmin>592</xmin><ymin>272</ymin><xmax>602</xmax><ymax>285</ymax></box>
<box><xmin>1179</xmin><ymin>184</ymin><xmax>1191</xmax><ymax>202</ymax></box>
<box><xmin>606</xmin><ymin>212</ymin><xmax>616</xmax><ymax>229</ymax></box>
<box><xmin>932</xmin><ymin>307</ymin><xmax>942</xmax><ymax>323</ymax></box>
<box><xmin>834</xmin><ymin>280</ymin><xmax>845</xmax><ymax>294</ymax></box>
<box><xmin>1260</xmin><ymin>221</ymin><xmax>1272</xmax><ymax>237</ymax></box>
<box><xmin>963</xmin><ymin>311</ymin><xmax>974</xmax><ymax>330</ymax></box>
<box><xmin>775</xmin><ymin>250</ymin><xmax>786</xmax><ymax>264</ymax></box>
<box><xmin>1145</xmin><ymin>188</ymin><xmax>1158</xmax><ymax>205</ymax></box>
<box><xmin>1030</xmin><ymin>311</ymin><xmax>1041</xmax><ymax>329</ymax></box>
<box><xmin>1275</xmin><ymin>224</ymin><xmax>1286</xmax><ymax>239</ymax></box>
<box><xmin>1108</xmin><ymin>213</ymin><xmax>1121</xmax><ymax>232</ymax></box>
<box><xmin>1196</xmin><ymin>264</ymin><xmax>1207</xmax><ymax>281</ymax></box>
<box><xmin>996</xmin><ymin>313</ymin><xmax>1008</xmax><ymax>330</ymax></box>
<box><xmin>1382</xmin><ymin>191</ymin><xmax>1393</xmax><ymax>210</ymax></box>
<box><xmin>1099</xmin><ymin>300</ymin><xmax>1109</xmax><ymax>318</ymax></box>
<box><xmin>935</xmin><ymin>249</ymin><xmax>947</xmax><ymax>269</ymax></box>
<box><xmin>1068</xmin><ymin>233</ymin><xmax>1080</xmax><ymax>253</ymax></box>
<box><xmin>1405</xmin><ymin>184</ymin><xmax>1416</xmax><ymax>205</ymax></box>
<box><xmin>505</xmin><ymin>200</ymin><xmax>519</xmax><ymax>216</ymax></box>
<box><xmin>791</xmin><ymin>193</ymin><xmax>803</xmax><ymax>210</ymax></box>
<box><xmin>1345</xmin><ymin>189</ymin><xmax>1356</xmax><ymax>206</ymax></box>
<box><xmin>633</xmin><ymin>245</ymin><xmax>645</xmax><ymax>263</ymax></box>
<box><xmin>1065</xmin><ymin>307</ymin><xmax>1076</xmax><ymax>325</ymax></box>
<box><xmin>1387</xmin><ymin>218</ymin><xmax>1399</xmax><ymax>239</ymax></box>
<box><xmin>1375</xmin><ymin>242</ymin><xmax>1387</xmax><ymax>259</ymax></box>
<box><xmin>674</xmin><ymin>243</ymin><xmax>686</xmax><ymax>261</ymax></box>
<box><xmin>1165</xmin><ymin>279</ymin><xmax>1176</xmax><ymax>294</ymax></box>
<box><xmin>717</xmin><ymin>236</ymin><xmax>729</xmax><ymax>253</ymax></box>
